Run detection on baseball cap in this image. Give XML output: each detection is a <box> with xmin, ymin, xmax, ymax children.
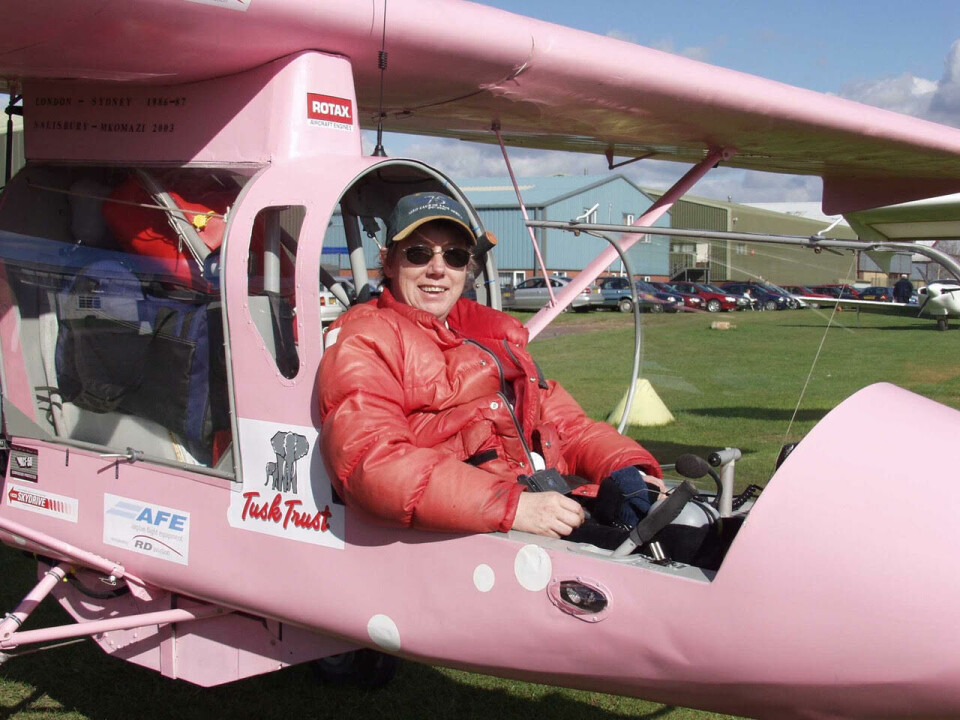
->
<box><xmin>385</xmin><ymin>192</ymin><xmax>477</xmax><ymax>247</ymax></box>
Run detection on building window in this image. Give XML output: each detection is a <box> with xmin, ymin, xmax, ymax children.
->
<box><xmin>499</xmin><ymin>271</ymin><xmax>525</xmax><ymax>288</ymax></box>
<box><xmin>624</xmin><ymin>213</ymin><xmax>635</xmax><ymax>226</ymax></box>
<box><xmin>736</xmin><ymin>243</ymin><xmax>747</xmax><ymax>255</ymax></box>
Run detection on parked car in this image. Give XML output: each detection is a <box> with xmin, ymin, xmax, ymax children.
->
<box><xmin>781</xmin><ymin>285</ymin><xmax>832</xmax><ymax>309</ymax></box>
<box><xmin>636</xmin><ymin>281</ymin><xmax>685</xmax><ymax>313</ymax></box>
<box><xmin>810</xmin><ymin>284</ymin><xmax>861</xmax><ymax>300</ymax></box>
<box><xmin>319</xmin><ymin>276</ymin><xmax>356</xmax><ymax>324</ymax></box>
<box><xmin>719</xmin><ymin>282</ymin><xmax>789</xmax><ymax>311</ymax></box>
<box><xmin>651</xmin><ymin>281</ymin><xmax>705</xmax><ymax>311</ymax></box>
<box><xmin>501</xmin><ymin>275</ymin><xmax>596</xmax><ymax>311</ymax></box>
<box><xmin>859</xmin><ymin>286</ymin><xmax>894</xmax><ymax>302</ymax></box>
<box><xmin>597</xmin><ymin>277</ymin><xmax>682</xmax><ymax>313</ymax></box>
<box><xmin>782</xmin><ymin>285</ymin><xmax>831</xmax><ymax>300</ymax></box>
<box><xmin>670</xmin><ymin>281</ymin><xmax>742</xmax><ymax>312</ymax></box>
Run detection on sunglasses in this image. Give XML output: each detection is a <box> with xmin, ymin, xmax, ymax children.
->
<box><xmin>402</xmin><ymin>245</ymin><xmax>472</xmax><ymax>269</ymax></box>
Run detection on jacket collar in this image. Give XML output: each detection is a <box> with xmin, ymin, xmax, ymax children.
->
<box><xmin>376</xmin><ymin>288</ymin><xmax>528</xmax><ymax>349</ymax></box>
<box><xmin>377</xmin><ymin>288</ymin><xmax>460</xmax><ymax>345</ymax></box>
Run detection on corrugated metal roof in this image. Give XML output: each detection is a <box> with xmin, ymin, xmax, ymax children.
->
<box><xmin>457</xmin><ymin>174</ymin><xmax>652</xmax><ymax>208</ymax></box>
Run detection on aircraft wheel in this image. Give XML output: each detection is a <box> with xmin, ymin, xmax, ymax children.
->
<box><xmin>706</xmin><ymin>299</ymin><xmax>721</xmax><ymax>313</ymax></box>
<box><xmin>311</xmin><ymin>649</ymin><xmax>400</xmax><ymax>688</ymax></box>
<box><xmin>938</xmin><ymin>317</ymin><xmax>949</xmax><ymax>331</ymax></box>
<box><xmin>618</xmin><ymin>297</ymin><xmax>634</xmax><ymax>313</ymax></box>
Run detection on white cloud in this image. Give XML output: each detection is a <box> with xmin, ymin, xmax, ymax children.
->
<box><xmin>373</xmin><ymin>132</ymin><xmax>818</xmax><ymax>204</ymax></box>
<box><xmin>398</xmin><ymin>137</ymin><xmax>608</xmax><ymax>178</ymax></box>
<box><xmin>928</xmin><ymin>39</ymin><xmax>960</xmax><ymax>125</ymax></box>
<box><xmin>838</xmin><ymin>38</ymin><xmax>960</xmax><ymax>128</ymax></box>
<box><xmin>839</xmin><ymin>73</ymin><xmax>937</xmax><ymax>119</ymax></box>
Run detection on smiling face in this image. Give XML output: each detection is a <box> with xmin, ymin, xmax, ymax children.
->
<box><xmin>382</xmin><ymin>221</ymin><xmax>471</xmax><ymax>322</ymax></box>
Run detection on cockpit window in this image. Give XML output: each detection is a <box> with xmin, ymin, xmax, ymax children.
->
<box><xmin>247</xmin><ymin>206</ymin><xmax>303</xmax><ymax>379</ymax></box>
<box><xmin>0</xmin><ymin>164</ymin><xmax>253</xmax><ymax>472</ymax></box>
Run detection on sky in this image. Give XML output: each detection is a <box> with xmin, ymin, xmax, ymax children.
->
<box><xmin>370</xmin><ymin>0</ymin><xmax>960</xmax><ymax>204</ymax></box>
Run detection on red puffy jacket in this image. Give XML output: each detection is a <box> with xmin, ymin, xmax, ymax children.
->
<box><xmin>318</xmin><ymin>290</ymin><xmax>661</xmax><ymax>533</ymax></box>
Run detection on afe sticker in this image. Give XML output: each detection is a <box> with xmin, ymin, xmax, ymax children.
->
<box><xmin>104</xmin><ymin>494</ymin><xmax>191</xmax><ymax>565</ymax></box>
<box><xmin>9</xmin><ymin>444</ymin><xmax>38</xmax><ymax>482</ymax></box>
<box><xmin>6</xmin><ymin>484</ymin><xmax>78</xmax><ymax>522</ymax></box>
<box><xmin>306</xmin><ymin>93</ymin><xmax>354</xmax><ymax>131</ymax></box>
<box><xmin>228</xmin><ymin>419</ymin><xmax>344</xmax><ymax>549</ymax></box>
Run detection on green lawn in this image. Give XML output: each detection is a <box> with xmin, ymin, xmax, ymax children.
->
<box><xmin>531</xmin><ymin>307</ymin><xmax>960</xmax><ymax>486</ymax></box>
<box><xmin>2</xmin><ymin>307</ymin><xmax>957</xmax><ymax>720</ymax></box>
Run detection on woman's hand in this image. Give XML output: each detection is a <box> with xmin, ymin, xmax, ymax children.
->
<box><xmin>512</xmin><ymin>491</ymin><xmax>585</xmax><ymax>538</ymax></box>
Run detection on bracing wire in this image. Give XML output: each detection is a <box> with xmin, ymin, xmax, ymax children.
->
<box><xmin>782</xmin><ymin>253</ymin><xmax>860</xmax><ymax>445</ymax></box>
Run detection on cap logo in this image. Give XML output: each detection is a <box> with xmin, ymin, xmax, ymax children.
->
<box><xmin>409</xmin><ymin>197</ymin><xmax>464</xmax><ymax>220</ymax></box>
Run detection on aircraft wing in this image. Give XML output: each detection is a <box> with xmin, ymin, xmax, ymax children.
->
<box><xmin>3</xmin><ymin>0</ymin><xmax>960</xmax><ymax>212</ymax></box>
<box><xmin>803</xmin><ymin>297</ymin><xmax>917</xmax><ymax>314</ymax></box>
<box><xmin>845</xmin><ymin>194</ymin><xmax>960</xmax><ymax>244</ymax></box>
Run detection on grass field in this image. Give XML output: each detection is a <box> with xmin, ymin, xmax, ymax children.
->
<box><xmin>2</xmin><ymin>307</ymin><xmax>958</xmax><ymax>719</ymax></box>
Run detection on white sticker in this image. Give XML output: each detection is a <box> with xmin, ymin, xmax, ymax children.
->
<box><xmin>5</xmin><ymin>484</ymin><xmax>78</xmax><ymax>523</ymax></box>
<box><xmin>367</xmin><ymin>614</ymin><xmax>401</xmax><ymax>652</ymax></box>
<box><xmin>473</xmin><ymin>564</ymin><xmax>495</xmax><ymax>592</ymax></box>
<box><xmin>514</xmin><ymin>544</ymin><xmax>552</xmax><ymax>592</ymax></box>
<box><xmin>103</xmin><ymin>494</ymin><xmax>190</xmax><ymax>565</ymax></box>
<box><xmin>228</xmin><ymin>419</ymin><xmax>344</xmax><ymax>549</ymax></box>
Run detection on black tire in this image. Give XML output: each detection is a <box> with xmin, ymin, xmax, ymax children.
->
<box><xmin>764</xmin><ymin>300</ymin><xmax>777</xmax><ymax>311</ymax></box>
<box><xmin>311</xmin><ymin>649</ymin><xmax>400</xmax><ymax>688</ymax></box>
<box><xmin>618</xmin><ymin>297</ymin><xmax>634</xmax><ymax>313</ymax></box>
<box><xmin>649</xmin><ymin>302</ymin><xmax>664</xmax><ymax>313</ymax></box>
<box><xmin>706</xmin><ymin>299</ymin><xmax>721</xmax><ymax>313</ymax></box>
<box><xmin>938</xmin><ymin>317</ymin><xmax>949</xmax><ymax>331</ymax></box>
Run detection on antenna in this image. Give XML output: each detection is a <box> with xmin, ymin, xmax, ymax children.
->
<box><xmin>372</xmin><ymin>0</ymin><xmax>388</xmax><ymax>157</ymax></box>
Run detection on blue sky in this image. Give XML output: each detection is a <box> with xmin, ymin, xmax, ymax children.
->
<box><xmin>478</xmin><ymin>0</ymin><xmax>960</xmax><ymax>92</ymax></box>
<box><xmin>376</xmin><ymin>0</ymin><xmax>960</xmax><ymax>203</ymax></box>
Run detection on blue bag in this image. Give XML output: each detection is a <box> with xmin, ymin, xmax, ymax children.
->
<box><xmin>55</xmin><ymin>259</ymin><xmax>227</xmax><ymax>462</ymax></box>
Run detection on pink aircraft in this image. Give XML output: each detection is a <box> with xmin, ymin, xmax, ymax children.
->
<box><xmin>1</xmin><ymin>2</ymin><xmax>960</xmax><ymax>719</ymax></box>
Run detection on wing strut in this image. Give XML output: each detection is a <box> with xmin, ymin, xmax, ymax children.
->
<box><xmin>525</xmin><ymin>148</ymin><xmax>736</xmax><ymax>340</ymax></box>
<box><xmin>494</xmin><ymin>127</ymin><xmax>557</xmax><ymax>307</ymax></box>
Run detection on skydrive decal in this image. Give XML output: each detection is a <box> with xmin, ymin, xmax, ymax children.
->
<box><xmin>6</xmin><ymin>484</ymin><xmax>78</xmax><ymax>522</ymax></box>
<box><xmin>104</xmin><ymin>494</ymin><xmax>191</xmax><ymax>565</ymax></box>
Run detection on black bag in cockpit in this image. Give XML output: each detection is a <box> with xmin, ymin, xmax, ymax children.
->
<box><xmin>54</xmin><ymin>259</ymin><xmax>225</xmax><ymax>461</ymax></box>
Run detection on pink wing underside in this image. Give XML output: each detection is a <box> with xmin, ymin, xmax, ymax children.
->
<box><xmin>2</xmin><ymin>0</ymin><xmax>960</xmax><ymax>212</ymax></box>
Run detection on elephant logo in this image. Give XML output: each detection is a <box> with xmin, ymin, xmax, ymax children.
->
<box><xmin>264</xmin><ymin>431</ymin><xmax>309</xmax><ymax>494</ymax></box>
